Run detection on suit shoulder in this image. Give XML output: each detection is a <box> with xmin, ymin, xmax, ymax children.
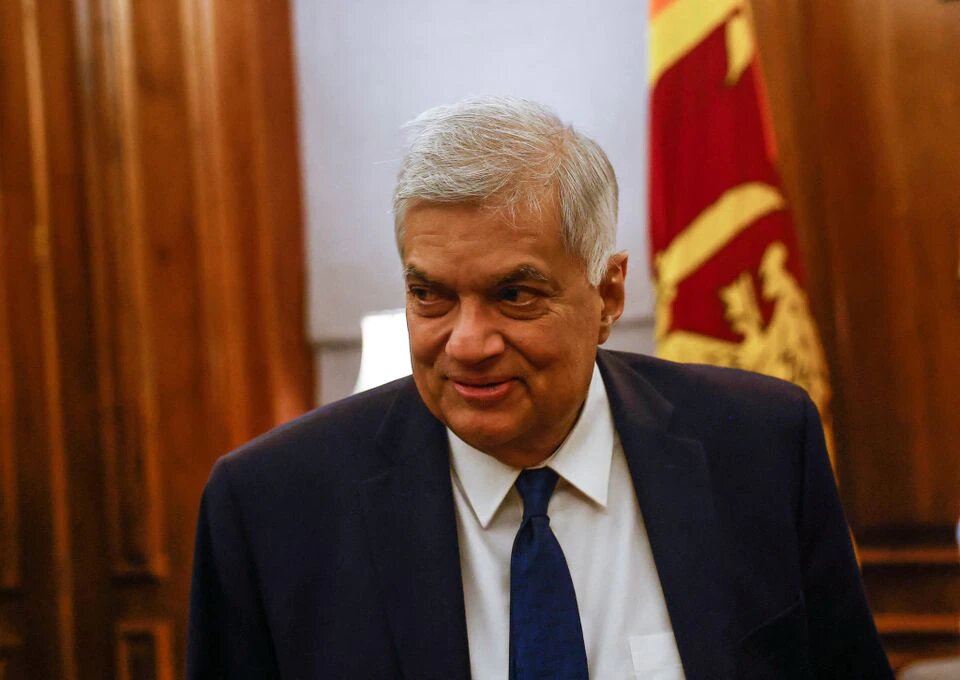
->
<box><xmin>212</xmin><ymin>376</ymin><xmax>414</xmax><ymax>484</ymax></box>
<box><xmin>602</xmin><ymin>349</ymin><xmax>810</xmax><ymax>423</ymax></box>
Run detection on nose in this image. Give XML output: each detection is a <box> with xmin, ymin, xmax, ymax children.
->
<box><xmin>445</xmin><ymin>300</ymin><xmax>505</xmax><ymax>365</ymax></box>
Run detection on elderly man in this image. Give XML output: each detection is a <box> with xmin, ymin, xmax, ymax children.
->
<box><xmin>187</xmin><ymin>98</ymin><xmax>891</xmax><ymax>679</ymax></box>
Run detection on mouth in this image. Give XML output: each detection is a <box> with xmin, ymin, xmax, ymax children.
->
<box><xmin>448</xmin><ymin>377</ymin><xmax>517</xmax><ymax>402</ymax></box>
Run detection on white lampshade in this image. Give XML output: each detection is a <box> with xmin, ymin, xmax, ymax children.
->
<box><xmin>353</xmin><ymin>309</ymin><xmax>412</xmax><ymax>393</ymax></box>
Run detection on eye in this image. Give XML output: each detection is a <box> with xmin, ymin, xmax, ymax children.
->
<box><xmin>407</xmin><ymin>285</ymin><xmax>454</xmax><ymax>317</ymax></box>
<box><xmin>408</xmin><ymin>286</ymin><xmax>438</xmax><ymax>302</ymax></box>
<box><xmin>498</xmin><ymin>286</ymin><xmax>537</xmax><ymax>305</ymax></box>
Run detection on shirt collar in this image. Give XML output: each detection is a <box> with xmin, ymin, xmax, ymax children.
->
<box><xmin>448</xmin><ymin>363</ymin><xmax>615</xmax><ymax>528</ymax></box>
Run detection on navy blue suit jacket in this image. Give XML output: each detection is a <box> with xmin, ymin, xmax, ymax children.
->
<box><xmin>187</xmin><ymin>350</ymin><xmax>892</xmax><ymax>679</ymax></box>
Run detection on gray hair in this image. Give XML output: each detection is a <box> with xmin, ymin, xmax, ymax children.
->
<box><xmin>393</xmin><ymin>97</ymin><xmax>618</xmax><ymax>285</ymax></box>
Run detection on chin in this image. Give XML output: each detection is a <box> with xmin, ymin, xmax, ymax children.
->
<box><xmin>446</xmin><ymin>413</ymin><xmax>518</xmax><ymax>452</ymax></box>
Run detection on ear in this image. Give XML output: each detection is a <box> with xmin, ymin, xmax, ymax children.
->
<box><xmin>597</xmin><ymin>252</ymin><xmax>628</xmax><ymax>345</ymax></box>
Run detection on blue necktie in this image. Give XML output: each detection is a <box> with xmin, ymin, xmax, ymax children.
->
<box><xmin>509</xmin><ymin>468</ymin><xmax>589</xmax><ymax>680</ymax></box>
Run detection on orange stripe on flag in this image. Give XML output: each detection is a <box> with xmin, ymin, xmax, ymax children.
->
<box><xmin>649</xmin><ymin>0</ymin><xmax>679</xmax><ymax>19</ymax></box>
<box><xmin>649</xmin><ymin>0</ymin><xmax>742</xmax><ymax>86</ymax></box>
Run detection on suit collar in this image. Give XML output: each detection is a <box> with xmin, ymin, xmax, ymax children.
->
<box><xmin>359</xmin><ymin>379</ymin><xmax>471</xmax><ymax>680</ymax></box>
<box><xmin>598</xmin><ymin>350</ymin><xmax>736</xmax><ymax>679</ymax></box>
<box><xmin>447</xmin><ymin>362</ymin><xmax>614</xmax><ymax>529</ymax></box>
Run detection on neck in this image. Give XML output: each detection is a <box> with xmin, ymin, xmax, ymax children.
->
<box><xmin>485</xmin><ymin>446</ymin><xmax>557</xmax><ymax>469</ymax></box>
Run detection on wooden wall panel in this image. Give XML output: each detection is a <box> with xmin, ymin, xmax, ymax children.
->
<box><xmin>0</xmin><ymin>626</ymin><xmax>23</xmax><ymax>680</ymax></box>
<box><xmin>751</xmin><ymin>0</ymin><xmax>960</xmax><ymax>668</ymax></box>
<box><xmin>0</xmin><ymin>195</ymin><xmax>20</xmax><ymax>594</ymax></box>
<box><xmin>0</xmin><ymin>6</ymin><xmax>30</xmax><ymax>607</ymax></box>
<box><xmin>20</xmin><ymin>0</ymin><xmax>80</xmax><ymax>675</ymax></box>
<box><xmin>74</xmin><ymin>0</ymin><xmax>313</xmax><ymax>674</ymax></box>
<box><xmin>86</xmin><ymin>0</ymin><xmax>169</xmax><ymax>581</ymax></box>
<box><xmin>181</xmin><ymin>0</ymin><xmax>314</xmax><ymax>449</ymax></box>
<box><xmin>0</xmin><ymin>0</ymin><xmax>84</xmax><ymax>676</ymax></box>
<box><xmin>115</xmin><ymin>621</ymin><xmax>173</xmax><ymax>680</ymax></box>
<box><xmin>244</xmin><ymin>0</ymin><xmax>315</xmax><ymax>425</ymax></box>
<box><xmin>1</xmin><ymin>0</ymin><xmax>313</xmax><ymax>676</ymax></box>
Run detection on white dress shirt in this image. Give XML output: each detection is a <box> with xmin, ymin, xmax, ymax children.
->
<box><xmin>448</xmin><ymin>363</ymin><xmax>685</xmax><ymax>679</ymax></box>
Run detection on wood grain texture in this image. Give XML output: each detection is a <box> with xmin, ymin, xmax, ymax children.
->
<box><xmin>0</xmin><ymin>188</ymin><xmax>20</xmax><ymax>593</ymax></box>
<box><xmin>74</xmin><ymin>0</ymin><xmax>311</xmax><ymax>674</ymax></box>
<box><xmin>239</xmin><ymin>0</ymin><xmax>314</xmax><ymax>427</ymax></box>
<box><xmin>0</xmin><ymin>627</ymin><xmax>23</xmax><ymax>680</ymax></box>
<box><xmin>83</xmin><ymin>0</ymin><xmax>169</xmax><ymax>581</ymax></box>
<box><xmin>2</xmin><ymin>0</ymin><xmax>312</xmax><ymax>675</ymax></box>
<box><xmin>115</xmin><ymin>620</ymin><xmax>173</xmax><ymax>680</ymax></box>
<box><xmin>751</xmin><ymin>0</ymin><xmax>960</xmax><ymax>667</ymax></box>
<box><xmin>876</xmin><ymin>614</ymin><xmax>959</xmax><ymax>636</ymax></box>
<box><xmin>0</xmin><ymin>1</ymin><xmax>62</xmax><ymax>673</ymax></box>
<box><xmin>19</xmin><ymin>0</ymin><xmax>78</xmax><ymax>677</ymax></box>
<box><xmin>44</xmin><ymin>0</ymin><xmax>116</xmax><ymax>672</ymax></box>
<box><xmin>861</xmin><ymin>547</ymin><xmax>960</xmax><ymax>567</ymax></box>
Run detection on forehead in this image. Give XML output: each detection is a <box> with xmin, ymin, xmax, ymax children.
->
<box><xmin>401</xmin><ymin>200</ymin><xmax>576</xmax><ymax>280</ymax></box>
<box><xmin>402</xmin><ymin>198</ymin><xmax>565</xmax><ymax>250</ymax></box>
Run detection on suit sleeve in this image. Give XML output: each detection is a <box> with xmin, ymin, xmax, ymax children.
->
<box><xmin>796</xmin><ymin>396</ymin><xmax>893</xmax><ymax>679</ymax></box>
<box><xmin>187</xmin><ymin>458</ymin><xmax>281</xmax><ymax>679</ymax></box>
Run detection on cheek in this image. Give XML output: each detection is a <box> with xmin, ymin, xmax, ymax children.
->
<box><xmin>513</xmin><ymin>312</ymin><xmax>597</xmax><ymax>361</ymax></box>
<box><xmin>503</xmin><ymin>322</ymin><xmax>555</xmax><ymax>361</ymax></box>
<box><xmin>406</xmin><ymin>319</ymin><xmax>446</xmax><ymax>368</ymax></box>
<box><xmin>513</xmin><ymin>321</ymin><xmax>598</xmax><ymax>391</ymax></box>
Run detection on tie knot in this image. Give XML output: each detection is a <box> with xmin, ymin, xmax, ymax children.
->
<box><xmin>515</xmin><ymin>467</ymin><xmax>559</xmax><ymax>518</ymax></box>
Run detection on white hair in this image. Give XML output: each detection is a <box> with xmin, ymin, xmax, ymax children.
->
<box><xmin>393</xmin><ymin>97</ymin><xmax>618</xmax><ymax>285</ymax></box>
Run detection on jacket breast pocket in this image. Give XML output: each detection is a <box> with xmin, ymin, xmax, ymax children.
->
<box><xmin>736</xmin><ymin>597</ymin><xmax>813</xmax><ymax>680</ymax></box>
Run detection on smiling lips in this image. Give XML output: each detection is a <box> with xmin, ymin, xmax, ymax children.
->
<box><xmin>450</xmin><ymin>377</ymin><xmax>517</xmax><ymax>402</ymax></box>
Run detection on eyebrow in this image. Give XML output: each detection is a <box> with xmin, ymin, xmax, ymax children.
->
<box><xmin>402</xmin><ymin>264</ymin><xmax>432</xmax><ymax>283</ymax></box>
<box><xmin>403</xmin><ymin>264</ymin><xmax>552</xmax><ymax>288</ymax></box>
<box><xmin>493</xmin><ymin>265</ymin><xmax>552</xmax><ymax>287</ymax></box>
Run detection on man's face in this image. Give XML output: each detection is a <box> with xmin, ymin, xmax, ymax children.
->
<box><xmin>401</xmin><ymin>197</ymin><xmax>626</xmax><ymax>468</ymax></box>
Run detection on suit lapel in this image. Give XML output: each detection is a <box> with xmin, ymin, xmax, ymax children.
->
<box><xmin>598</xmin><ymin>352</ymin><xmax>736</xmax><ymax>680</ymax></box>
<box><xmin>358</xmin><ymin>380</ymin><xmax>471</xmax><ymax>680</ymax></box>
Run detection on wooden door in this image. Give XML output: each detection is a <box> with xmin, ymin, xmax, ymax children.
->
<box><xmin>0</xmin><ymin>0</ymin><xmax>312</xmax><ymax>677</ymax></box>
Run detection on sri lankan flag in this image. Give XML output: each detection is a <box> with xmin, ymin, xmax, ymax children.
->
<box><xmin>648</xmin><ymin>0</ymin><xmax>834</xmax><ymax>457</ymax></box>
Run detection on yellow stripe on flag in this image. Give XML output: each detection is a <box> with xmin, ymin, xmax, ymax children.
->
<box><xmin>655</xmin><ymin>182</ymin><xmax>784</xmax><ymax>289</ymax></box>
<box><xmin>649</xmin><ymin>0</ymin><xmax>743</xmax><ymax>87</ymax></box>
